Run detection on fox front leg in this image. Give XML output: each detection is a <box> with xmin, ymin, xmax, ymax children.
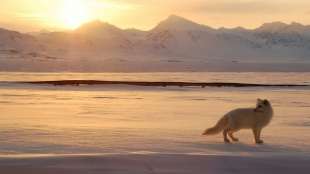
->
<box><xmin>252</xmin><ymin>128</ymin><xmax>264</xmax><ymax>144</ymax></box>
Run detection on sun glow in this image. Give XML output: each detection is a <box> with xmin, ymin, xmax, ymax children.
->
<box><xmin>58</xmin><ymin>0</ymin><xmax>93</xmax><ymax>29</ymax></box>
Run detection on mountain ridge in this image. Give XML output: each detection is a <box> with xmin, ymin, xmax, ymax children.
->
<box><xmin>3</xmin><ymin>15</ymin><xmax>310</xmax><ymax>33</ymax></box>
<box><xmin>0</xmin><ymin>15</ymin><xmax>310</xmax><ymax>72</ymax></box>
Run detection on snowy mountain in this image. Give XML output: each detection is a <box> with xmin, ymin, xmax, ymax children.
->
<box><xmin>0</xmin><ymin>28</ymin><xmax>41</xmax><ymax>51</ymax></box>
<box><xmin>0</xmin><ymin>15</ymin><xmax>310</xmax><ymax>72</ymax></box>
<box><xmin>152</xmin><ymin>15</ymin><xmax>213</xmax><ymax>31</ymax></box>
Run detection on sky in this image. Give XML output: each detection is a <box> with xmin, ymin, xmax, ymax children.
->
<box><xmin>1</xmin><ymin>0</ymin><xmax>310</xmax><ymax>32</ymax></box>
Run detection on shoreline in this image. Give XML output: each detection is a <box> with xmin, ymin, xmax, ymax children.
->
<box><xmin>22</xmin><ymin>80</ymin><xmax>310</xmax><ymax>87</ymax></box>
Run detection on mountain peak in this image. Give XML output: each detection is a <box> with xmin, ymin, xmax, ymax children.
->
<box><xmin>290</xmin><ymin>22</ymin><xmax>304</xmax><ymax>27</ymax></box>
<box><xmin>255</xmin><ymin>21</ymin><xmax>310</xmax><ymax>34</ymax></box>
<box><xmin>76</xmin><ymin>20</ymin><xmax>122</xmax><ymax>34</ymax></box>
<box><xmin>166</xmin><ymin>14</ymin><xmax>188</xmax><ymax>21</ymax></box>
<box><xmin>257</xmin><ymin>21</ymin><xmax>288</xmax><ymax>32</ymax></box>
<box><xmin>152</xmin><ymin>15</ymin><xmax>212</xmax><ymax>31</ymax></box>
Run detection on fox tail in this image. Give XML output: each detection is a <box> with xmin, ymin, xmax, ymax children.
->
<box><xmin>202</xmin><ymin>116</ymin><xmax>228</xmax><ymax>135</ymax></box>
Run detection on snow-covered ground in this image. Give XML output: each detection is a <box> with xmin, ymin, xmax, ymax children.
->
<box><xmin>0</xmin><ymin>72</ymin><xmax>310</xmax><ymax>173</ymax></box>
<box><xmin>0</xmin><ymin>154</ymin><xmax>309</xmax><ymax>174</ymax></box>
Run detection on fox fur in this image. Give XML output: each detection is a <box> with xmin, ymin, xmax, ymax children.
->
<box><xmin>202</xmin><ymin>99</ymin><xmax>273</xmax><ymax>144</ymax></box>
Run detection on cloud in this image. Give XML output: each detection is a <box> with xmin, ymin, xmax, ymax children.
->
<box><xmin>14</xmin><ymin>12</ymin><xmax>46</xmax><ymax>21</ymax></box>
<box><xmin>105</xmin><ymin>0</ymin><xmax>308</xmax><ymax>15</ymax></box>
<box><xmin>181</xmin><ymin>1</ymin><xmax>296</xmax><ymax>15</ymax></box>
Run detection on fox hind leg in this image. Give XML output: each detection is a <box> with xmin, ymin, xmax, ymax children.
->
<box><xmin>228</xmin><ymin>130</ymin><xmax>239</xmax><ymax>142</ymax></box>
<box><xmin>223</xmin><ymin>129</ymin><xmax>231</xmax><ymax>143</ymax></box>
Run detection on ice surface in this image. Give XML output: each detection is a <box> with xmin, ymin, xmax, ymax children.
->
<box><xmin>0</xmin><ymin>72</ymin><xmax>310</xmax><ymax>156</ymax></box>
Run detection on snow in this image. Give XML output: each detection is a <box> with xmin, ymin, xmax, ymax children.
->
<box><xmin>1</xmin><ymin>72</ymin><xmax>310</xmax><ymax>173</ymax></box>
<box><xmin>0</xmin><ymin>154</ymin><xmax>309</xmax><ymax>174</ymax></box>
<box><xmin>0</xmin><ymin>72</ymin><xmax>310</xmax><ymax>155</ymax></box>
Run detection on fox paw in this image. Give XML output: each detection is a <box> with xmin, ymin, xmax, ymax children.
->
<box><xmin>232</xmin><ymin>138</ymin><xmax>239</xmax><ymax>142</ymax></box>
<box><xmin>224</xmin><ymin>139</ymin><xmax>231</xmax><ymax>143</ymax></box>
<box><xmin>256</xmin><ymin>140</ymin><xmax>264</xmax><ymax>144</ymax></box>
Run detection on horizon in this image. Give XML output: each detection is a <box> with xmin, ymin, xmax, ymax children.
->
<box><xmin>1</xmin><ymin>0</ymin><xmax>310</xmax><ymax>32</ymax></box>
<box><xmin>1</xmin><ymin>14</ymin><xmax>310</xmax><ymax>33</ymax></box>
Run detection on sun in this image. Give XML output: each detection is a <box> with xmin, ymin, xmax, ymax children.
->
<box><xmin>58</xmin><ymin>0</ymin><xmax>93</xmax><ymax>29</ymax></box>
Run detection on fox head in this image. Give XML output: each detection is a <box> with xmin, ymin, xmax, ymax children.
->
<box><xmin>255</xmin><ymin>98</ymin><xmax>271</xmax><ymax>112</ymax></box>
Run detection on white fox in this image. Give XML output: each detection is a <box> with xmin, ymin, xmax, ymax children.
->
<box><xmin>202</xmin><ymin>99</ymin><xmax>274</xmax><ymax>144</ymax></box>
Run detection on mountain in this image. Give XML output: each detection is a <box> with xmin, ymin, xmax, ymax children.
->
<box><xmin>256</xmin><ymin>22</ymin><xmax>289</xmax><ymax>33</ymax></box>
<box><xmin>0</xmin><ymin>28</ymin><xmax>41</xmax><ymax>51</ymax></box>
<box><xmin>0</xmin><ymin>15</ymin><xmax>310</xmax><ymax>72</ymax></box>
<box><xmin>256</xmin><ymin>22</ymin><xmax>310</xmax><ymax>35</ymax></box>
<box><xmin>76</xmin><ymin>20</ymin><xmax>122</xmax><ymax>34</ymax></box>
<box><xmin>75</xmin><ymin>20</ymin><xmax>134</xmax><ymax>51</ymax></box>
<box><xmin>152</xmin><ymin>15</ymin><xmax>213</xmax><ymax>31</ymax></box>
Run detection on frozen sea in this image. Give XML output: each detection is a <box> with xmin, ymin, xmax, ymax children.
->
<box><xmin>0</xmin><ymin>72</ymin><xmax>310</xmax><ymax>157</ymax></box>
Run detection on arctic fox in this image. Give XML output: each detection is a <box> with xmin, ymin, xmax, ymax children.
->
<box><xmin>202</xmin><ymin>99</ymin><xmax>273</xmax><ymax>144</ymax></box>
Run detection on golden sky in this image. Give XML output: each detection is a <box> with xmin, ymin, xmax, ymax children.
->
<box><xmin>1</xmin><ymin>0</ymin><xmax>310</xmax><ymax>32</ymax></box>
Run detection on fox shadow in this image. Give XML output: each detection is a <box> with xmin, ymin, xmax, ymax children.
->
<box><xmin>188</xmin><ymin>141</ymin><xmax>302</xmax><ymax>153</ymax></box>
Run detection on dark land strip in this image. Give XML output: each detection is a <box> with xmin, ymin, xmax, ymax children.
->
<box><xmin>20</xmin><ymin>80</ymin><xmax>310</xmax><ymax>88</ymax></box>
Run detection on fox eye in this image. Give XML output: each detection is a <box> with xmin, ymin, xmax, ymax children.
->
<box><xmin>263</xmin><ymin>100</ymin><xmax>269</xmax><ymax>105</ymax></box>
